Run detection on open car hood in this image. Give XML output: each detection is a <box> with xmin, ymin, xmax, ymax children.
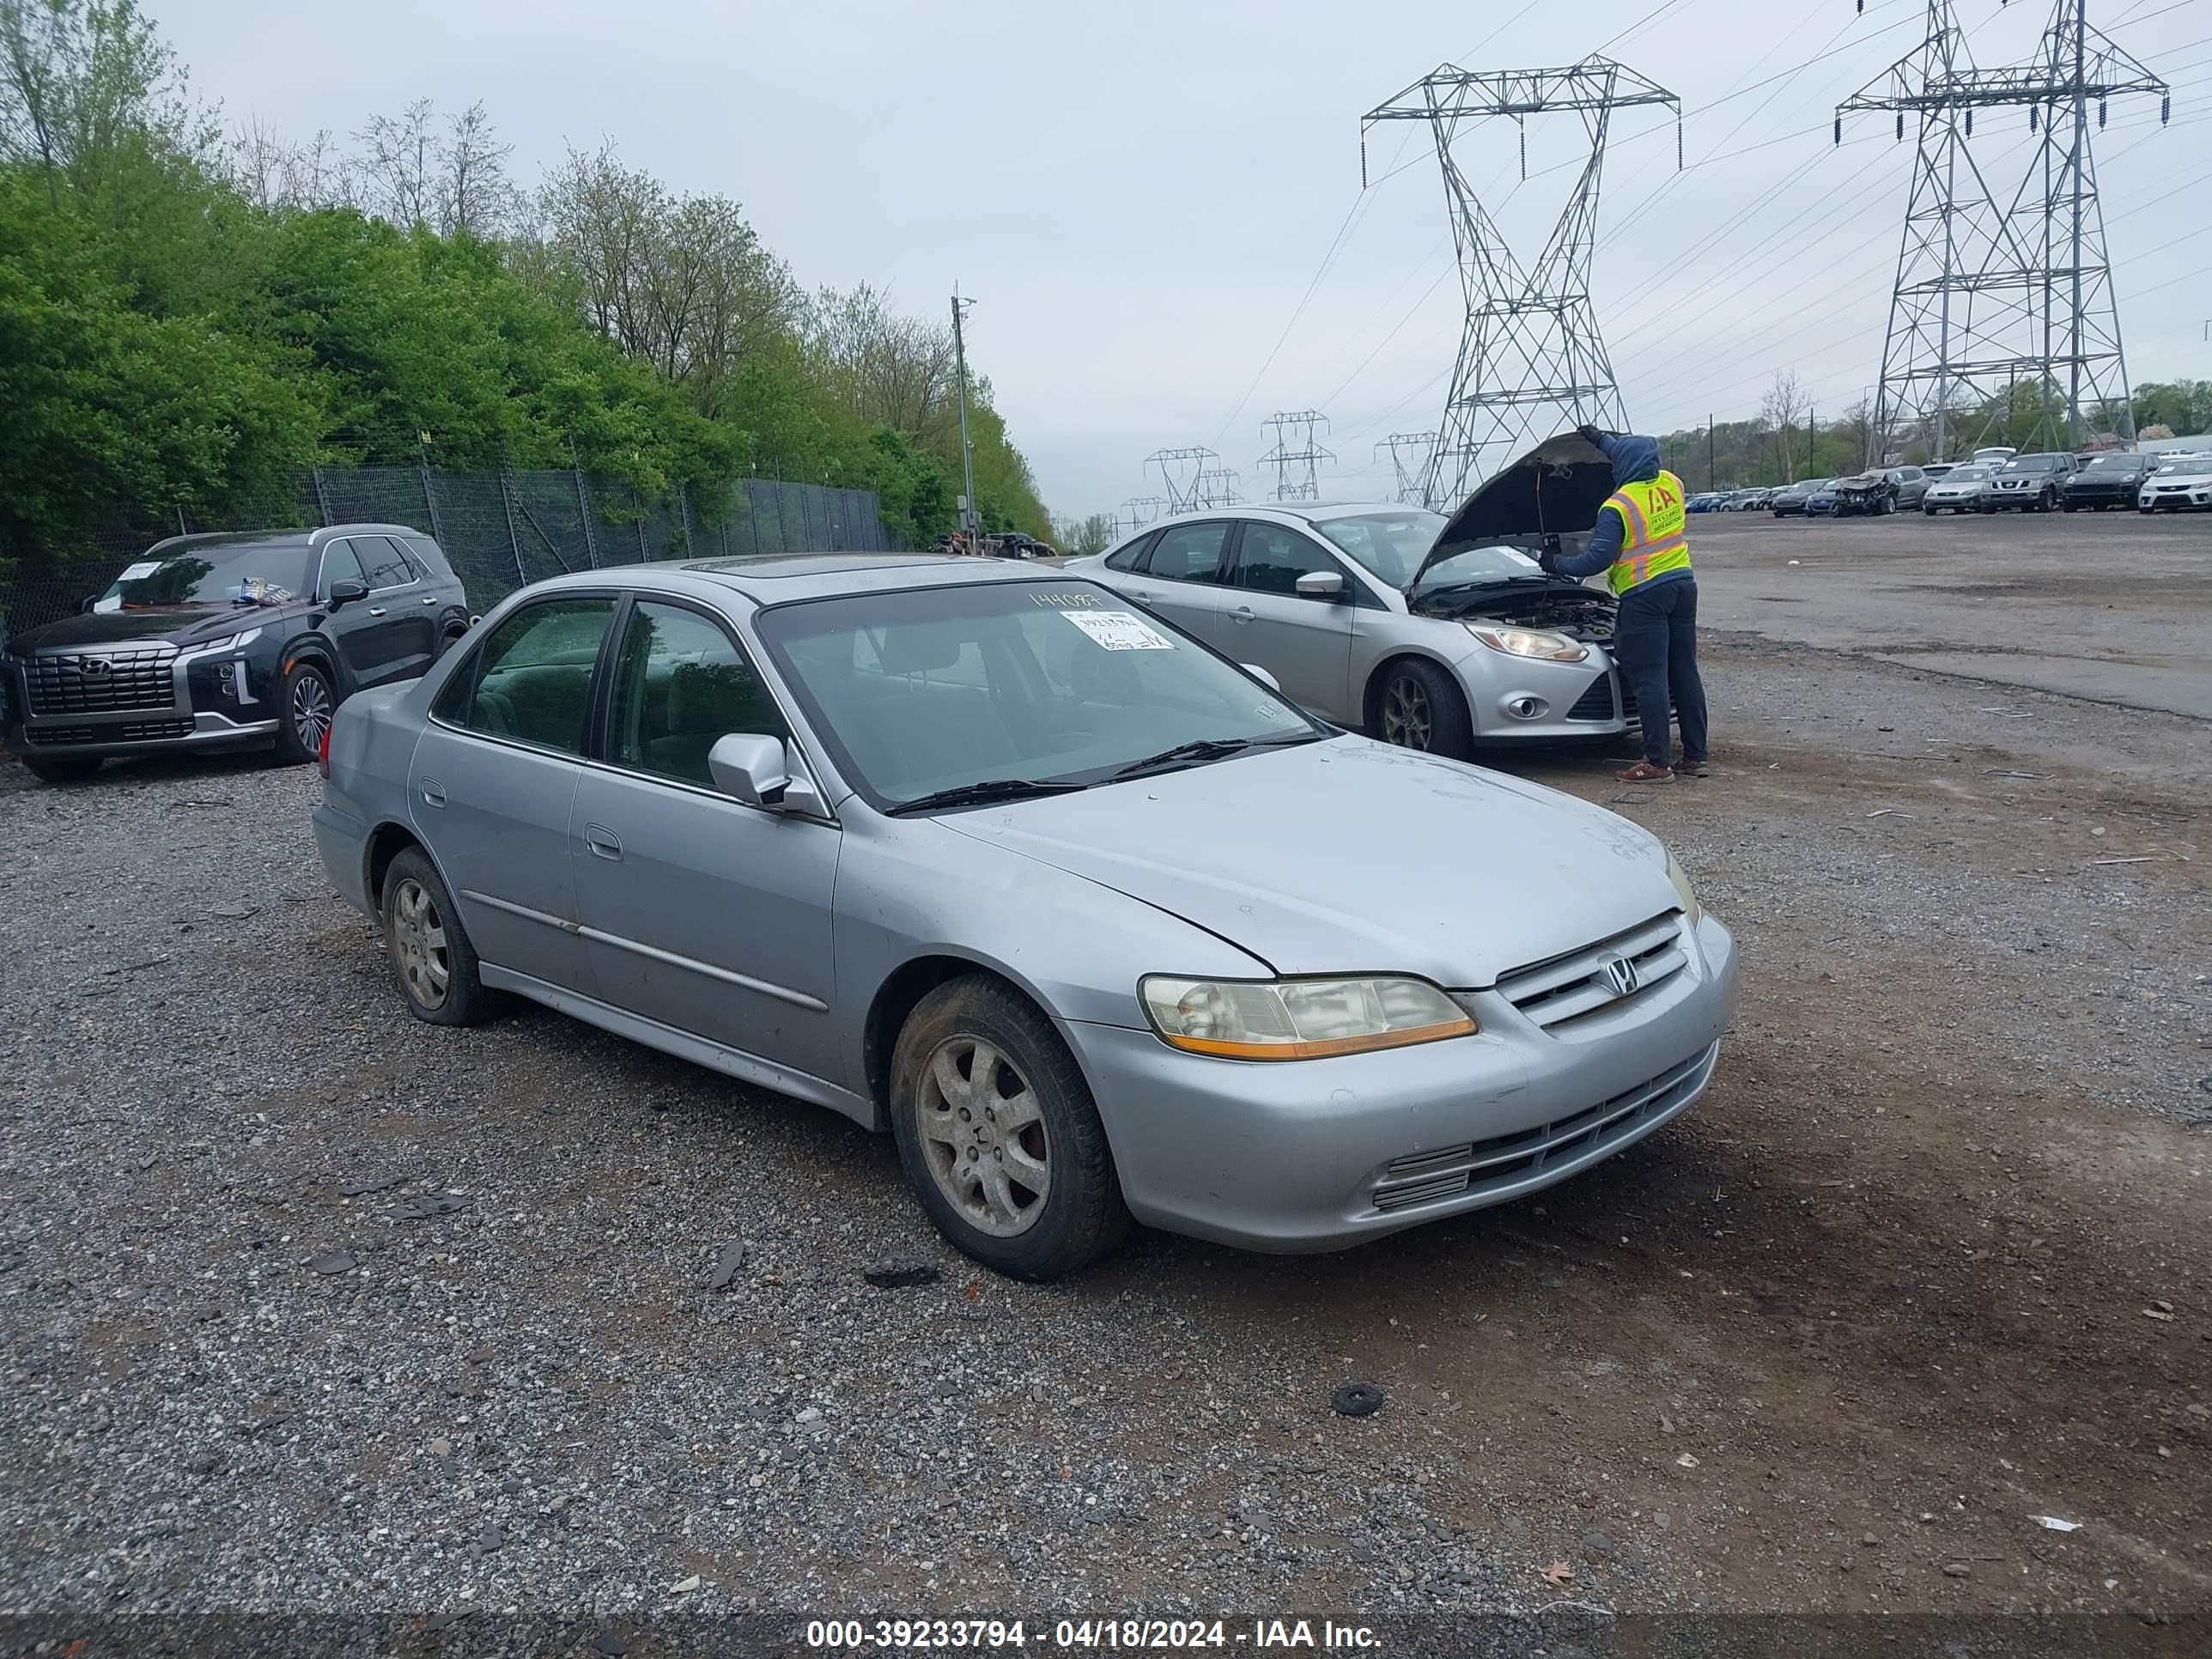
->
<box><xmin>1414</xmin><ymin>431</ymin><xmax>1617</xmax><ymax>588</ymax></box>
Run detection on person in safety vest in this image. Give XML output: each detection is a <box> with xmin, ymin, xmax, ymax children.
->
<box><xmin>1539</xmin><ymin>426</ymin><xmax>1710</xmax><ymax>783</ymax></box>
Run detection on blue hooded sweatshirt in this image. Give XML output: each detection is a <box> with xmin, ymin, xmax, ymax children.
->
<box><xmin>1550</xmin><ymin>433</ymin><xmax>1690</xmax><ymax>589</ymax></box>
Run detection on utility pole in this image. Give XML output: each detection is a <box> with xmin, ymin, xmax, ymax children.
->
<box><xmin>951</xmin><ymin>286</ymin><xmax>980</xmax><ymax>543</ymax></box>
<box><xmin>1707</xmin><ymin>416</ymin><xmax>1716</xmax><ymax>493</ymax></box>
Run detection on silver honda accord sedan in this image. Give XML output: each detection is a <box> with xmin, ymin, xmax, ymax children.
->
<box><xmin>313</xmin><ymin>552</ymin><xmax>1738</xmax><ymax>1279</ymax></box>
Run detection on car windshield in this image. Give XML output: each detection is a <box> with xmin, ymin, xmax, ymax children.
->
<box><xmin>1412</xmin><ymin>543</ymin><xmax>1544</xmax><ymax>590</ymax></box>
<box><xmin>94</xmin><ymin>541</ymin><xmax>311</xmax><ymax>612</ymax></box>
<box><xmin>2000</xmin><ymin>454</ymin><xmax>2064</xmax><ymax>473</ymax></box>
<box><xmin>1943</xmin><ymin>465</ymin><xmax>1994</xmax><ymax>483</ymax></box>
<box><xmin>2154</xmin><ymin>459</ymin><xmax>2212</xmax><ymax>477</ymax></box>
<box><xmin>755</xmin><ymin>579</ymin><xmax>1325</xmax><ymax>811</ymax></box>
<box><xmin>1312</xmin><ymin>509</ymin><xmax>1449</xmax><ymax>587</ymax></box>
<box><xmin>2082</xmin><ymin>455</ymin><xmax>2143</xmax><ymax>471</ymax></box>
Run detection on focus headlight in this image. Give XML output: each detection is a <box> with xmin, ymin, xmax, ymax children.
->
<box><xmin>1667</xmin><ymin>850</ymin><xmax>1703</xmax><ymax>927</ymax></box>
<box><xmin>1139</xmin><ymin>975</ymin><xmax>1475</xmax><ymax>1060</ymax></box>
<box><xmin>1466</xmin><ymin>624</ymin><xmax>1588</xmax><ymax>663</ymax></box>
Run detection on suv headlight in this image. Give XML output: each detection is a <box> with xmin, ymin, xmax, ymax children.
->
<box><xmin>1139</xmin><ymin>975</ymin><xmax>1476</xmax><ymax>1060</ymax></box>
<box><xmin>178</xmin><ymin>627</ymin><xmax>262</xmax><ymax>659</ymax></box>
<box><xmin>1667</xmin><ymin>850</ymin><xmax>1703</xmax><ymax>927</ymax></box>
<box><xmin>1465</xmin><ymin>624</ymin><xmax>1589</xmax><ymax>663</ymax></box>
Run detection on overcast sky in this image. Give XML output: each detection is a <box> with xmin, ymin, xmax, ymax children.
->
<box><xmin>164</xmin><ymin>0</ymin><xmax>2211</xmax><ymax>516</ymax></box>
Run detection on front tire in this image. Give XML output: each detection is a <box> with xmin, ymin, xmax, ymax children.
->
<box><xmin>890</xmin><ymin>975</ymin><xmax>1129</xmax><ymax>1280</ymax></box>
<box><xmin>1375</xmin><ymin>658</ymin><xmax>1474</xmax><ymax>758</ymax></box>
<box><xmin>273</xmin><ymin>659</ymin><xmax>336</xmax><ymax>766</ymax></box>
<box><xmin>380</xmin><ymin>848</ymin><xmax>495</xmax><ymax>1026</ymax></box>
<box><xmin>21</xmin><ymin>753</ymin><xmax>101</xmax><ymax>784</ymax></box>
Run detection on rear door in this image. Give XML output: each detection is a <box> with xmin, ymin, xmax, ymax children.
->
<box><xmin>1116</xmin><ymin>520</ymin><xmax>1233</xmax><ymax>645</ymax></box>
<box><xmin>1221</xmin><ymin>520</ymin><xmax>1360</xmax><ymax>722</ymax></box>
<box><xmin>410</xmin><ymin>594</ymin><xmax>619</xmax><ymax>995</ymax></box>
<box><xmin>568</xmin><ymin>595</ymin><xmax>844</xmax><ymax>1086</ymax></box>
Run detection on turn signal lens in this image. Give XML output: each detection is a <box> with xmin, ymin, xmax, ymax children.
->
<box><xmin>1139</xmin><ymin>975</ymin><xmax>1475</xmax><ymax>1060</ymax></box>
<box><xmin>1466</xmin><ymin>624</ymin><xmax>1589</xmax><ymax>662</ymax></box>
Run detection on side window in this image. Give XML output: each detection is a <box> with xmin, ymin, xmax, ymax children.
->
<box><xmin>1103</xmin><ymin>532</ymin><xmax>1158</xmax><ymax>573</ymax></box>
<box><xmin>357</xmin><ymin>535</ymin><xmax>415</xmax><ymax>589</ymax></box>
<box><xmin>1232</xmin><ymin>521</ymin><xmax>1344</xmax><ymax>597</ymax></box>
<box><xmin>318</xmin><ymin>539</ymin><xmax>367</xmax><ymax>599</ymax></box>
<box><xmin>441</xmin><ymin>597</ymin><xmax>617</xmax><ymax>756</ymax></box>
<box><xmin>1142</xmin><ymin>522</ymin><xmax>1230</xmax><ymax>584</ymax></box>
<box><xmin>609</xmin><ymin>600</ymin><xmax>788</xmax><ymax>788</ymax></box>
<box><xmin>406</xmin><ymin>537</ymin><xmax>455</xmax><ymax>580</ymax></box>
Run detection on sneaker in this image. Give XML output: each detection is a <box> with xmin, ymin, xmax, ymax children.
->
<box><xmin>1680</xmin><ymin>757</ymin><xmax>1710</xmax><ymax>777</ymax></box>
<box><xmin>1615</xmin><ymin>761</ymin><xmax>1675</xmax><ymax>783</ymax></box>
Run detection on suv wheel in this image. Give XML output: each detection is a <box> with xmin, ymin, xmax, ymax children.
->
<box><xmin>21</xmin><ymin>753</ymin><xmax>101</xmax><ymax>784</ymax></box>
<box><xmin>1376</xmin><ymin>659</ymin><xmax>1473</xmax><ymax>758</ymax></box>
<box><xmin>380</xmin><ymin>848</ymin><xmax>495</xmax><ymax>1025</ymax></box>
<box><xmin>273</xmin><ymin>659</ymin><xmax>336</xmax><ymax>765</ymax></box>
<box><xmin>889</xmin><ymin>975</ymin><xmax>1130</xmax><ymax>1280</ymax></box>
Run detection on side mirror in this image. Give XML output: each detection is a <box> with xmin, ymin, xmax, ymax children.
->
<box><xmin>1295</xmin><ymin>571</ymin><xmax>1347</xmax><ymax>601</ymax></box>
<box><xmin>327</xmin><ymin>578</ymin><xmax>369</xmax><ymax>608</ymax></box>
<box><xmin>1241</xmin><ymin>664</ymin><xmax>1282</xmax><ymax>693</ymax></box>
<box><xmin>708</xmin><ymin>732</ymin><xmax>823</xmax><ymax>816</ymax></box>
<box><xmin>78</xmin><ymin>594</ymin><xmax>99</xmax><ymax>615</ymax></box>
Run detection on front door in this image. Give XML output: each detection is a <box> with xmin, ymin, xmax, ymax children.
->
<box><xmin>411</xmin><ymin>593</ymin><xmax>620</xmax><ymax>995</ymax></box>
<box><xmin>1221</xmin><ymin>520</ymin><xmax>1358</xmax><ymax>721</ymax></box>
<box><xmin>319</xmin><ymin>536</ymin><xmax>435</xmax><ymax>687</ymax></box>
<box><xmin>570</xmin><ymin>597</ymin><xmax>845</xmax><ymax>1089</ymax></box>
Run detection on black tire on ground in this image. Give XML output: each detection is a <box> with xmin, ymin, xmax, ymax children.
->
<box><xmin>889</xmin><ymin>974</ymin><xmax>1131</xmax><ymax>1280</ymax></box>
<box><xmin>2037</xmin><ymin>488</ymin><xmax>2057</xmax><ymax>513</ymax></box>
<box><xmin>1876</xmin><ymin>495</ymin><xmax>1895</xmax><ymax>515</ymax></box>
<box><xmin>271</xmin><ymin>659</ymin><xmax>337</xmax><ymax>766</ymax></box>
<box><xmin>1374</xmin><ymin>657</ymin><xmax>1474</xmax><ymax>758</ymax></box>
<box><xmin>2063</xmin><ymin>501</ymin><xmax>2078</xmax><ymax>512</ymax></box>
<box><xmin>380</xmin><ymin>847</ymin><xmax>497</xmax><ymax>1026</ymax></box>
<box><xmin>21</xmin><ymin>752</ymin><xmax>101</xmax><ymax>784</ymax></box>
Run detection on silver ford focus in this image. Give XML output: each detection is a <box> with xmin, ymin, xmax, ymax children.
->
<box><xmin>1063</xmin><ymin>434</ymin><xmax>1634</xmax><ymax>755</ymax></box>
<box><xmin>313</xmin><ymin>552</ymin><xmax>1737</xmax><ymax>1279</ymax></box>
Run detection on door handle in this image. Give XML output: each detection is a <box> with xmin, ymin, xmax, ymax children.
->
<box><xmin>368</xmin><ymin>606</ymin><xmax>387</xmax><ymax>617</ymax></box>
<box><xmin>1229</xmin><ymin>605</ymin><xmax>1255</xmax><ymax>623</ymax></box>
<box><xmin>419</xmin><ymin>778</ymin><xmax>447</xmax><ymax>808</ymax></box>
<box><xmin>582</xmin><ymin>823</ymin><xmax>623</xmax><ymax>861</ymax></box>
<box><xmin>420</xmin><ymin>595</ymin><xmax>436</xmax><ymax>605</ymax></box>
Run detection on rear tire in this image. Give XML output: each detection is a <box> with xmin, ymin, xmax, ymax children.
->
<box><xmin>21</xmin><ymin>753</ymin><xmax>101</xmax><ymax>784</ymax></box>
<box><xmin>380</xmin><ymin>847</ymin><xmax>496</xmax><ymax>1026</ymax></box>
<box><xmin>890</xmin><ymin>975</ymin><xmax>1130</xmax><ymax>1280</ymax></box>
<box><xmin>1374</xmin><ymin>658</ymin><xmax>1474</xmax><ymax>759</ymax></box>
<box><xmin>272</xmin><ymin>659</ymin><xmax>336</xmax><ymax>766</ymax></box>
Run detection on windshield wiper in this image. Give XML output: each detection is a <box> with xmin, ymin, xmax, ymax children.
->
<box><xmin>885</xmin><ymin>778</ymin><xmax>1090</xmax><ymax>816</ymax></box>
<box><xmin>1109</xmin><ymin>733</ymin><xmax>1311</xmax><ymax>781</ymax></box>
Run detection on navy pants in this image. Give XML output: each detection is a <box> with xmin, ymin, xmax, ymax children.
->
<box><xmin>1613</xmin><ymin>575</ymin><xmax>1710</xmax><ymax>768</ymax></box>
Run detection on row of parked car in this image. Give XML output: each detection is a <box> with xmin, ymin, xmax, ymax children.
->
<box><xmin>1686</xmin><ymin>447</ymin><xmax>2212</xmax><ymax>520</ymax></box>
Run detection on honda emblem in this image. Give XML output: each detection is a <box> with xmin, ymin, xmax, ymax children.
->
<box><xmin>1597</xmin><ymin>957</ymin><xmax>1639</xmax><ymax>999</ymax></box>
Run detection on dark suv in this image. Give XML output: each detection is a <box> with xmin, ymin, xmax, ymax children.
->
<box><xmin>2</xmin><ymin>525</ymin><xmax>472</xmax><ymax>783</ymax></box>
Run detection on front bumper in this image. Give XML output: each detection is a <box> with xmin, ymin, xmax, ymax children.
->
<box><xmin>4</xmin><ymin>708</ymin><xmax>279</xmax><ymax>759</ymax></box>
<box><xmin>3</xmin><ymin>643</ymin><xmax>283</xmax><ymax>760</ymax></box>
<box><xmin>1065</xmin><ymin>912</ymin><xmax>1739</xmax><ymax>1251</ymax></box>
<box><xmin>2141</xmin><ymin>490</ymin><xmax>2212</xmax><ymax>510</ymax></box>
<box><xmin>1455</xmin><ymin>645</ymin><xmax>1629</xmax><ymax>742</ymax></box>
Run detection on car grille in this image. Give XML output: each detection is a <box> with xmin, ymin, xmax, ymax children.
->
<box><xmin>24</xmin><ymin>647</ymin><xmax>178</xmax><ymax>715</ymax></box>
<box><xmin>1370</xmin><ymin>1044</ymin><xmax>1715</xmax><ymax>1212</ymax></box>
<box><xmin>1492</xmin><ymin>910</ymin><xmax>1687</xmax><ymax>1033</ymax></box>
<box><xmin>22</xmin><ymin>718</ymin><xmax>195</xmax><ymax>746</ymax></box>
<box><xmin>1565</xmin><ymin>674</ymin><xmax>1619</xmax><ymax>721</ymax></box>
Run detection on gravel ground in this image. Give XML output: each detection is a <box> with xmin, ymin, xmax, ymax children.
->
<box><xmin>3</xmin><ymin>536</ymin><xmax>2209</xmax><ymax>1644</ymax></box>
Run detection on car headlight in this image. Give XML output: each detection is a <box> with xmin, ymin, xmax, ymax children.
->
<box><xmin>1138</xmin><ymin>975</ymin><xmax>1476</xmax><ymax>1060</ymax></box>
<box><xmin>1465</xmin><ymin>624</ymin><xmax>1589</xmax><ymax>663</ymax></box>
<box><xmin>1666</xmin><ymin>850</ymin><xmax>1703</xmax><ymax>927</ymax></box>
<box><xmin>178</xmin><ymin>628</ymin><xmax>262</xmax><ymax>659</ymax></box>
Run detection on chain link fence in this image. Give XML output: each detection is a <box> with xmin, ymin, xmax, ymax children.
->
<box><xmin>0</xmin><ymin>465</ymin><xmax>896</xmax><ymax>636</ymax></box>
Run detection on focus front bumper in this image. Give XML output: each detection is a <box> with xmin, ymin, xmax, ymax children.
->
<box><xmin>4</xmin><ymin>709</ymin><xmax>279</xmax><ymax>759</ymax></box>
<box><xmin>1065</xmin><ymin>913</ymin><xmax>1739</xmax><ymax>1251</ymax></box>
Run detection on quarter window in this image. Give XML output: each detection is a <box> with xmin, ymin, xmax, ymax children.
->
<box><xmin>1103</xmin><ymin>531</ymin><xmax>1158</xmax><ymax>573</ymax></box>
<box><xmin>441</xmin><ymin>597</ymin><xmax>617</xmax><ymax>756</ymax></box>
<box><xmin>1143</xmin><ymin>522</ymin><xmax>1231</xmax><ymax>584</ymax></box>
<box><xmin>608</xmin><ymin>600</ymin><xmax>788</xmax><ymax>787</ymax></box>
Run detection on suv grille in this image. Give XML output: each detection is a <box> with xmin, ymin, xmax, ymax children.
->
<box><xmin>25</xmin><ymin>647</ymin><xmax>178</xmax><ymax>715</ymax></box>
<box><xmin>1370</xmin><ymin>1044</ymin><xmax>1715</xmax><ymax>1212</ymax></box>
<box><xmin>23</xmin><ymin>718</ymin><xmax>194</xmax><ymax>746</ymax></box>
<box><xmin>1493</xmin><ymin>910</ymin><xmax>1687</xmax><ymax>1033</ymax></box>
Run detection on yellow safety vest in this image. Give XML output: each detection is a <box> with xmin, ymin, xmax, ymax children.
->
<box><xmin>1601</xmin><ymin>471</ymin><xmax>1693</xmax><ymax>597</ymax></box>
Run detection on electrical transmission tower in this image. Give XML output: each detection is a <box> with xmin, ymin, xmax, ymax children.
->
<box><xmin>1363</xmin><ymin>58</ymin><xmax>1680</xmax><ymax>505</ymax></box>
<box><xmin>1115</xmin><ymin>495</ymin><xmax>1170</xmax><ymax>538</ymax></box>
<box><xmin>1145</xmin><ymin>447</ymin><xmax>1218</xmax><ymax>512</ymax></box>
<box><xmin>1839</xmin><ymin>0</ymin><xmax>2168</xmax><ymax>460</ymax></box>
<box><xmin>1258</xmin><ymin>410</ymin><xmax>1335</xmax><ymax>501</ymax></box>
<box><xmin>1194</xmin><ymin>468</ymin><xmax>1244</xmax><ymax>507</ymax></box>
<box><xmin>1374</xmin><ymin>431</ymin><xmax>1441</xmax><ymax>506</ymax></box>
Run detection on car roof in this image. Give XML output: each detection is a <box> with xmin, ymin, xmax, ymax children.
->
<box><xmin>501</xmin><ymin>550</ymin><xmax>1087</xmax><ymax>607</ymax></box>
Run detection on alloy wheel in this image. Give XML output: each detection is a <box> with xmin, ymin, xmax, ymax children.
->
<box><xmin>390</xmin><ymin>878</ymin><xmax>450</xmax><ymax>1011</ymax></box>
<box><xmin>914</xmin><ymin>1036</ymin><xmax>1051</xmax><ymax>1237</ymax></box>
<box><xmin>291</xmin><ymin>672</ymin><xmax>333</xmax><ymax>752</ymax></box>
<box><xmin>1382</xmin><ymin>675</ymin><xmax>1432</xmax><ymax>750</ymax></box>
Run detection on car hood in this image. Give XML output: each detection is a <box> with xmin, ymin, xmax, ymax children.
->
<box><xmin>1415</xmin><ymin>432</ymin><xmax>1617</xmax><ymax>588</ymax></box>
<box><xmin>939</xmin><ymin>736</ymin><xmax>1679</xmax><ymax>988</ymax></box>
<box><xmin>8</xmin><ymin>603</ymin><xmax>306</xmax><ymax>653</ymax></box>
